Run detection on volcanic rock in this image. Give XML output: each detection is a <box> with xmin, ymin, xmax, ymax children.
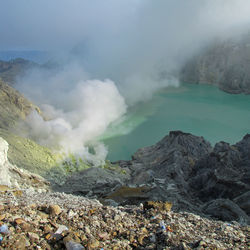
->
<box><xmin>53</xmin><ymin>130</ymin><xmax>250</xmax><ymax>224</ymax></box>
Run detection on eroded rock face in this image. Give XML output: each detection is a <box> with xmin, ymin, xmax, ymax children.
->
<box><xmin>125</xmin><ymin>131</ymin><xmax>213</xmax><ymax>211</ymax></box>
<box><xmin>0</xmin><ymin>136</ymin><xmax>50</xmax><ymax>190</ymax></box>
<box><xmin>190</xmin><ymin>141</ymin><xmax>248</xmax><ymax>202</ymax></box>
<box><xmin>180</xmin><ymin>33</ymin><xmax>250</xmax><ymax>94</ymax></box>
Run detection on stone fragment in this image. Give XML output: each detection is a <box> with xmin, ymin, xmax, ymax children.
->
<box><xmin>68</xmin><ymin>209</ymin><xmax>77</xmax><ymax>219</ymax></box>
<box><xmin>37</xmin><ymin>211</ymin><xmax>49</xmax><ymax>219</ymax></box>
<box><xmin>144</xmin><ymin>201</ymin><xmax>172</xmax><ymax>212</ymax></box>
<box><xmin>49</xmin><ymin>205</ymin><xmax>61</xmax><ymax>215</ymax></box>
<box><xmin>28</xmin><ymin>232</ymin><xmax>40</xmax><ymax>241</ymax></box>
<box><xmin>87</xmin><ymin>239</ymin><xmax>99</xmax><ymax>249</ymax></box>
<box><xmin>14</xmin><ymin>235</ymin><xmax>30</xmax><ymax>249</ymax></box>
<box><xmin>14</xmin><ymin>218</ymin><xmax>26</xmax><ymax>225</ymax></box>
<box><xmin>12</xmin><ymin>190</ymin><xmax>23</xmax><ymax>197</ymax></box>
<box><xmin>40</xmin><ymin>240</ymin><xmax>51</xmax><ymax>250</ymax></box>
<box><xmin>85</xmin><ymin>226</ymin><xmax>91</xmax><ymax>234</ymax></box>
<box><xmin>54</xmin><ymin>224</ymin><xmax>68</xmax><ymax>234</ymax></box>
<box><xmin>45</xmin><ymin>233</ymin><xmax>52</xmax><ymax>240</ymax></box>
<box><xmin>138</xmin><ymin>234</ymin><xmax>146</xmax><ymax>245</ymax></box>
<box><xmin>98</xmin><ymin>232</ymin><xmax>109</xmax><ymax>240</ymax></box>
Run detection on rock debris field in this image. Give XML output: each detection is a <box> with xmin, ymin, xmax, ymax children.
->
<box><xmin>0</xmin><ymin>189</ymin><xmax>249</xmax><ymax>249</ymax></box>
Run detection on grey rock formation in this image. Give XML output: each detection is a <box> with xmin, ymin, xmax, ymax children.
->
<box><xmin>55</xmin><ymin>131</ymin><xmax>250</xmax><ymax>224</ymax></box>
<box><xmin>202</xmin><ymin>199</ymin><xmax>250</xmax><ymax>224</ymax></box>
<box><xmin>56</xmin><ymin>166</ymin><xmax>130</xmax><ymax>198</ymax></box>
<box><xmin>180</xmin><ymin>32</ymin><xmax>250</xmax><ymax>94</ymax></box>
<box><xmin>189</xmin><ymin>141</ymin><xmax>249</xmax><ymax>202</ymax></box>
<box><xmin>126</xmin><ymin>131</ymin><xmax>212</xmax><ymax>211</ymax></box>
<box><xmin>234</xmin><ymin>191</ymin><xmax>250</xmax><ymax>216</ymax></box>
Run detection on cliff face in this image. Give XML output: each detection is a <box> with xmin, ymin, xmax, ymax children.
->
<box><xmin>180</xmin><ymin>33</ymin><xmax>250</xmax><ymax>94</ymax></box>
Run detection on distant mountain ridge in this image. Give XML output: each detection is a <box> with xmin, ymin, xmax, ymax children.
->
<box><xmin>0</xmin><ymin>50</ymin><xmax>49</xmax><ymax>63</ymax></box>
<box><xmin>0</xmin><ymin>58</ymin><xmax>37</xmax><ymax>84</ymax></box>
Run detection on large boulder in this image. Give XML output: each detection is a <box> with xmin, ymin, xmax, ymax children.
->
<box><xmin>202</xmin><ymin>199</ymin><xmax>250</xmax><ymax>224</ymax></box>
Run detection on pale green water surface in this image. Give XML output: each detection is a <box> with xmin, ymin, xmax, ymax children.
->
<box><xmin>102</xmin><ymin>84</ymin><xmax>250</xmax><ymax>161</ymax></box>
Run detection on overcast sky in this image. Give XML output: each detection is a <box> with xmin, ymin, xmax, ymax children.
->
<box><xmin>1</xmin><ymin>0</ymin><xmax>250</xmax><ymax>51</ymax></box>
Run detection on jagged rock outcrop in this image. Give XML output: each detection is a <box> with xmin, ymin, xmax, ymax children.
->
<box><xmin>123</xmin><ymin>131</ymin><xmax>213</xmax><ymax>212</ymax></box>
<box><xmin>180</xmin><ymin>32</ymin><xmax>250</xmax><ymax>94</ymax></box>
<box><xmin>0</xmin><ymin>137</ymin><xmax>50</xmax><ymax>190</ymax></box>
<box><xmin>58</xmin><ymin>131</ymin><xmax>250</xmax><ymax>224</ymax></box>
<box><xmin>189</xmin><ymin>140</ymin><xmax>249</xmax><ymax>201</ymax></box>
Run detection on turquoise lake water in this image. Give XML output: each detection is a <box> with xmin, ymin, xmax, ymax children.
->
<box><xmin>101</xmin><ymin>84</ymin><xmax>250</xmax><ymax>161</ymax></box>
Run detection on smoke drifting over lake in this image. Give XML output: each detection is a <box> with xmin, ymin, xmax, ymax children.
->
<box><xmin>2</xmin><ymin>0</ymin><xmax>250</xmax><ymax>163</ymax></box>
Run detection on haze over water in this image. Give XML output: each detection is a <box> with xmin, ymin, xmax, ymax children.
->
<box><xmin>102</xmin><ymin>83</ymin><xmax>250</xmax><ymax>161</ymax></box>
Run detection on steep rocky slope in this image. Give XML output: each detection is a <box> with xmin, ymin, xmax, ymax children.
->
<box><xmin>180</xmin><ymin>32</ymin><xmax>250</xmax><ymax>94</ymax></box>
<box><xmin>0</xmin><ymin>130</ymin><xmax>59</xmax><ymax>176</ymax></box>
<box><xmin>0</xmin><ymin>137</ymin><xmax>49</xmax><ymax>190</ymax></box>
<box><xmin>0</xmin><ymin>79</ymin><xmax>59</xmax><ymax>176</ymax></box>
<box><xmin>0</xmin><ymin>79</ymin><xmax>39</xmax><ymax>130</ymax></box>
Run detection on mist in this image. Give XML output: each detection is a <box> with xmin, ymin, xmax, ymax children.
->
<box><xmin>3</xmin><ymin>0</ymin><xmax>250</xmax><ymax>164</ymax></box>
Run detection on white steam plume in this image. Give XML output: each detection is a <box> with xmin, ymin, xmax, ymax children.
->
<box><xmin>17</xmin><ymin>67</ymin><xmax>126</xmax><ymax>166</ymax></box>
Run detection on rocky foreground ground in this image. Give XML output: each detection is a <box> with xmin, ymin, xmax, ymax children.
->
<box><xmin>0</xmin><ymin>189</ymin><xmax>249</xmax><ymax>249</ymax></box>
<box><xmin>1</xmin><ymin>131</ymin><xmax>250</xmax><ymax>249</ymax></box>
